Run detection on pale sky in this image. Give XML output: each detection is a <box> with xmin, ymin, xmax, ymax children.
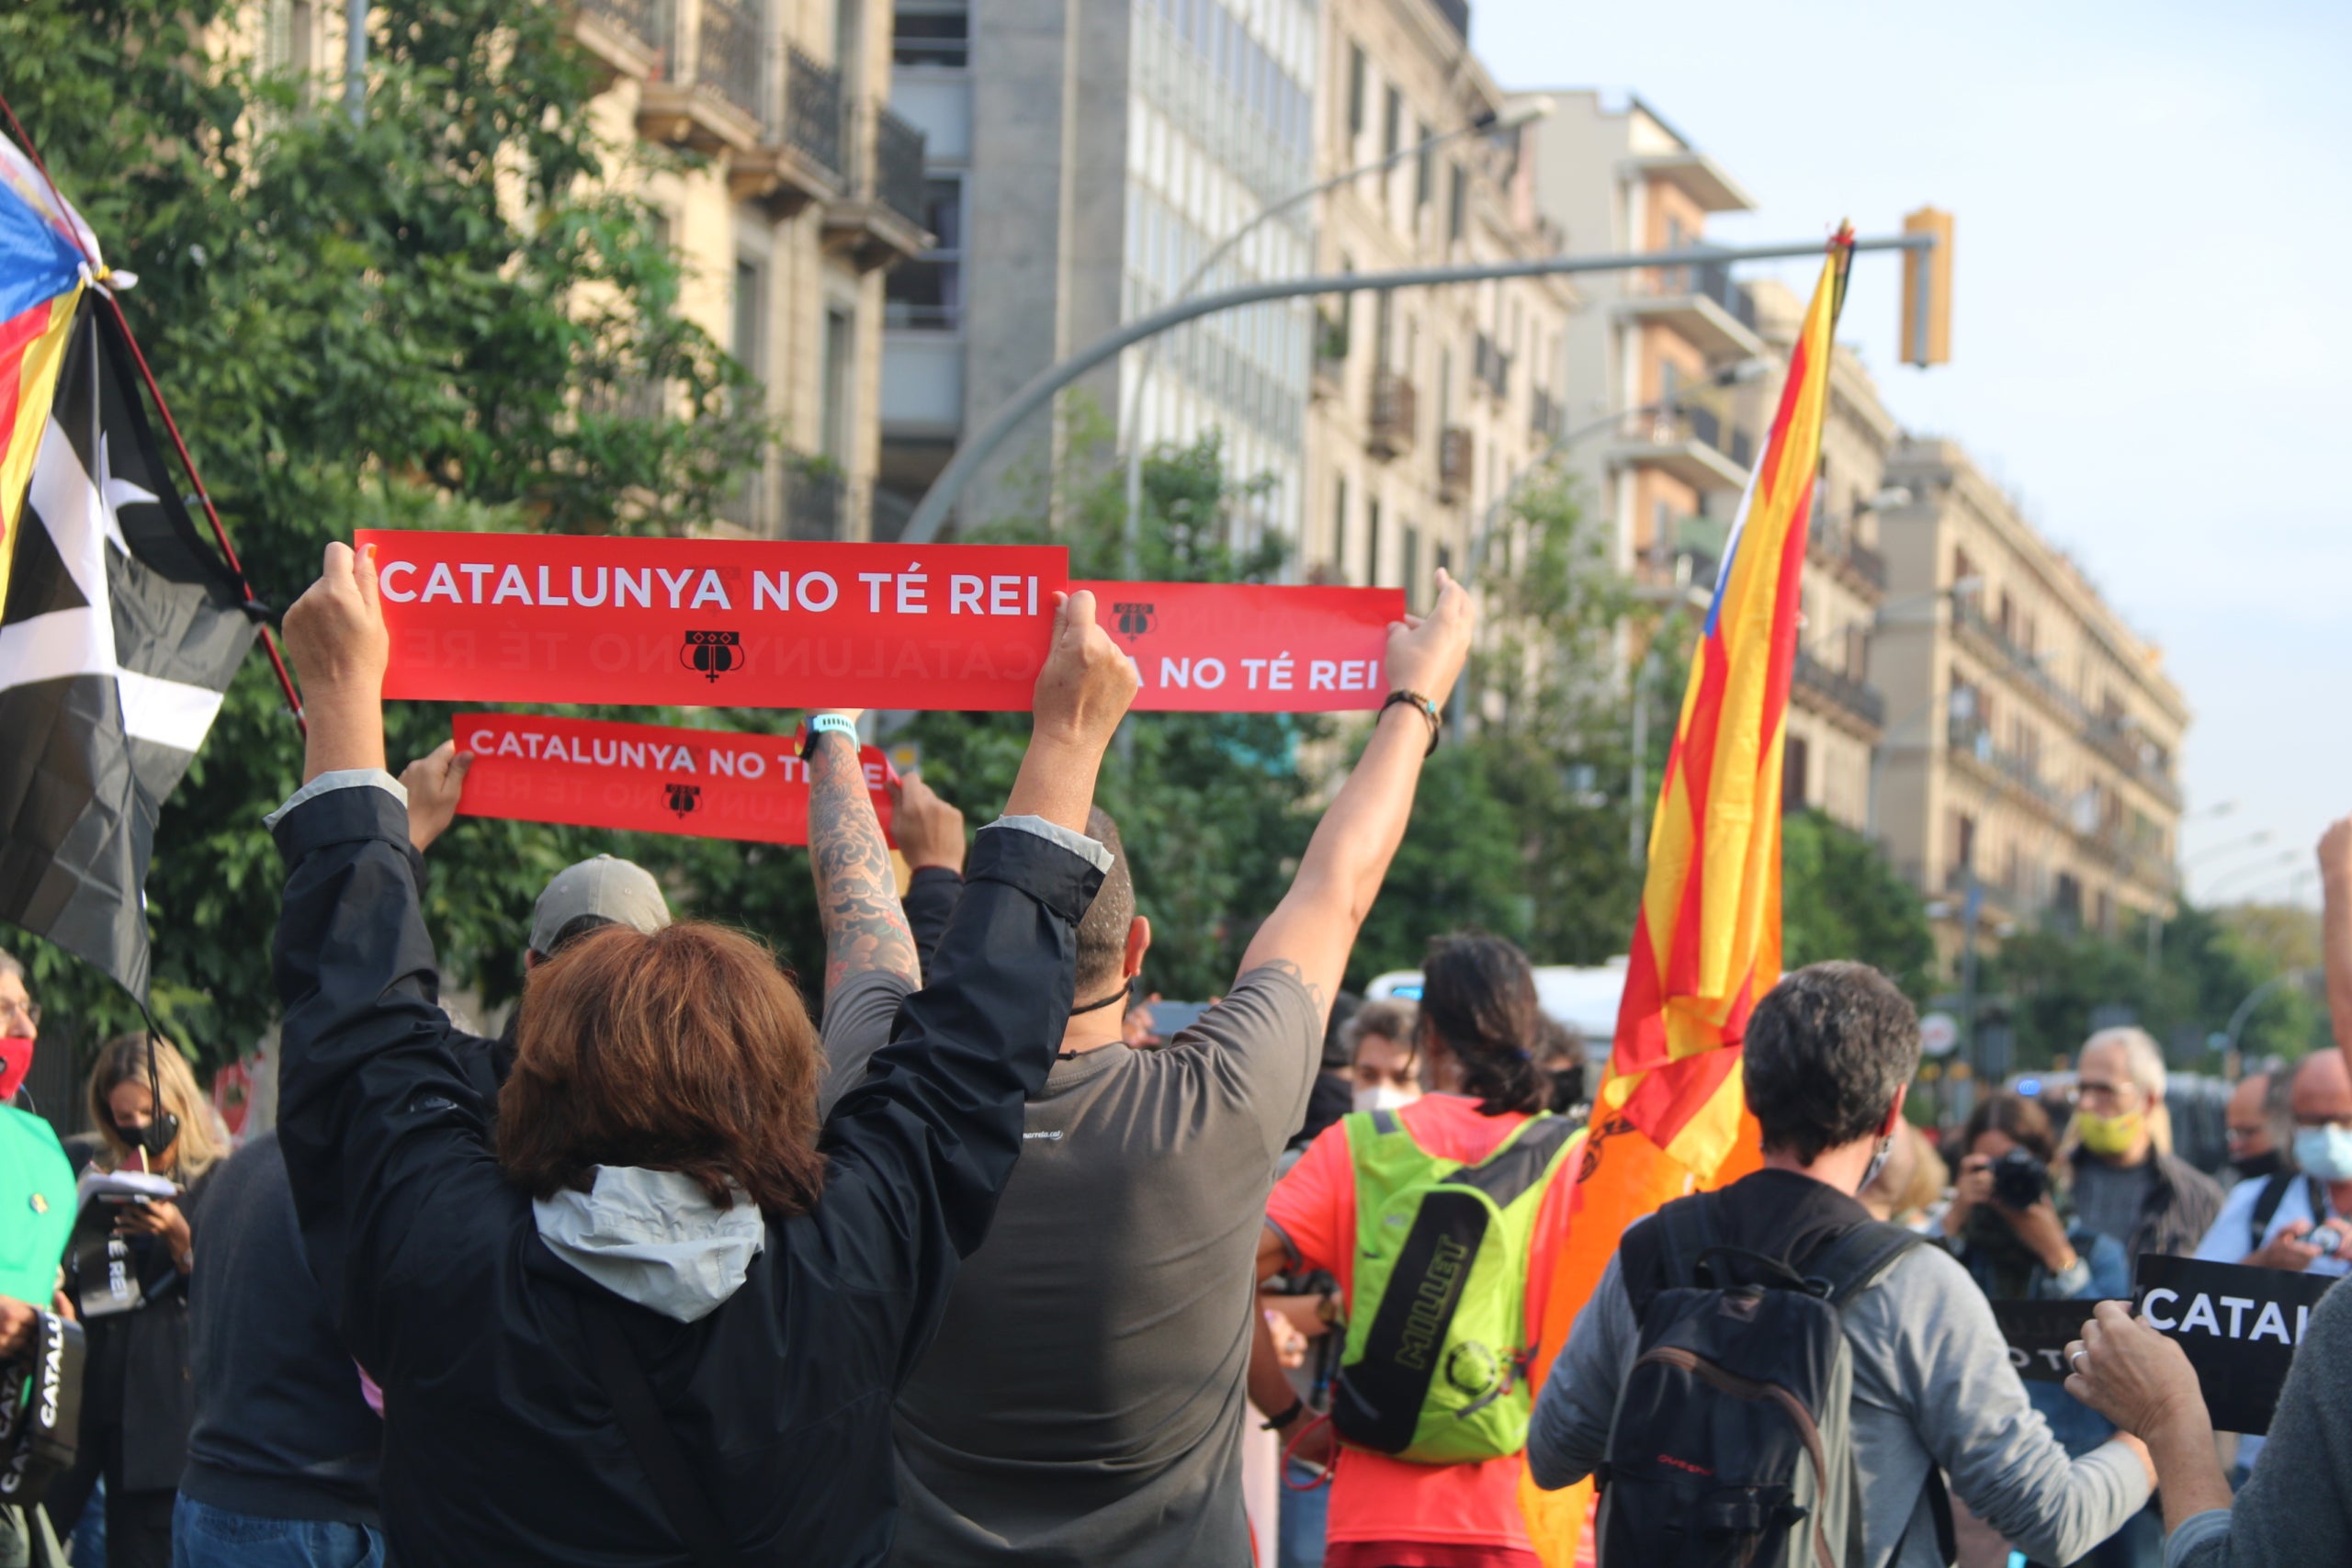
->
<box><xmin>1473</xmin><ymin>0</ymin><xmax>2352</xmax><ymax>908</ymax></box>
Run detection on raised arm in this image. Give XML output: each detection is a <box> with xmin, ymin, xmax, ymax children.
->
<box><xmin>2324</xmin><ymin>816</ymin><xmax>2352</xmax><ymax>1065</ymax></box>
<box><xmin>808</xmin><ymin>710</ymin><xmax>918</xmax><ymax>1002</ymax></box>
<box><xmin>814</xmin><ymin>592</ymin><xmax>1136</xmax><ymax>1291</ymax></box>
<box><xmin>272</xmin><ymin>542</ymin><xmax>505</xmax><ymax>1371</ymax></box>
<box><xmin>1235</xmin><ymin>570</ymin><xmax>1474</xmax><ymax>1018</ymax></box>
<box><xmin>892</xmin><ymin>775</ymin><xmax>968</xmax><ymax>980</ymax></box>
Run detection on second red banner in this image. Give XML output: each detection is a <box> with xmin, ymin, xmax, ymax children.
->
<box><xmin>1074</xmin><ymin>581</ymin><xmax>1403</xmax><ymax>712</ymax></box>
<box><xmin>453</xmin><ymin>714</ymin><xmax>895</xmax><ymax>847</ymax></box>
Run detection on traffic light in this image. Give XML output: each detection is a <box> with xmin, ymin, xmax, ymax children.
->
<box><xmin>1900</xmin><ymin>207</ymin><xmax>1953</xmax><ymax>367</ymax></box>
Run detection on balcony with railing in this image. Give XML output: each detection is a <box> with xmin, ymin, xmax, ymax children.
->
<box><xmin>1615</xmin><ymin>401</ymin><xmax>1747</xmax><ymax>494</ymax></box>
<box><xmin>1805</xmin><ymin>510</ymin><xmax>1889</xmax><ymax>599</ymax></box>
<box><xmin>1948</xmin><ymin>714</ymin><xmax>2068</xmax><ymax>819</ymax></box>
<box><xmin>2083</xmin><ymin>714</ymin><xmax>2184</xmax><ymax>809</ymax></box>
<box><xmin>720</xmin><ymin>41</ymin><xmax>842</xmax><ymax>216</ymax></box>
<box><xmin>636</xmin><ymin>0</ymin><xmax>766</xmax><ymax>155</ymax></box>
<box><xmin>822</xmin><ymin>90</ymin><xmax>933</xmax><ymax>271</ymax></box>
<box><xmin>1951</xmin><ymin>598</ymin><xmax>2087</xmax><ymax>728</ymax></box>
<box><xmin>1438</xmin><ymin>426</ymin><xmax>1473</xmax><ymax>504</ymax></box>
<box><xmin>1368</xmin><ymin>371</ymin><xmax>1416</xmax><ymax>460</ymax></box>
<box><xmin>571</xmin><ymin>0</ymin><xmax>667</xmax><ymax>80</ymax></box>
<box><xmin>1619</xmin><ymin>252</ymin><xmax>1767</xmax><ymax>360</ymax></box>
<box><xmin>1792</xmin><ymin>648</ymin><xmax>1887</xmax><ymax>733</ymax></box>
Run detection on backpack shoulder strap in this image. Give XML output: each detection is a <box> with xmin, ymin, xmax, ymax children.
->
<box><xmin>1617</xmin><ymin>1192</ymin><xmax>1719</xmax><ymax>1326</ymax></box>
<box><xmin>579</xmin><ymin>1299</ymin><xmax>747</xmax><ymax>1568</ymax></box>
<box><xmin>1806</xmin><ymin>1220</ymin><xmax>1929</xmax><ymax>1310</ymax></box>
<box><xmin>1451</xmin><ymin>1113</ymin><xmax>1578</xmax><ymax>1209</ymax></box>
<box><xmin>2248</xmin><ymin>1170</ymin><xmax>2295</xmax><ymax>1250</ymax></box>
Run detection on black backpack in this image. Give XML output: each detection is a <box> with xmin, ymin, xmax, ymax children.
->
<box><xmin>1595</xmin><ymin>1197</ymin><xmax>1946</xmax><ymax>1568</ymax></box>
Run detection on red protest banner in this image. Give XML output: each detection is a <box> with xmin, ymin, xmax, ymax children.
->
<box><xmin>1076</xmin><ymin>581</ymin><xmax>1404</xmax><ymax>712</ymax></box>
<box><xmin>360</xmin><ymin>531</ymin><xmax>1066</xmax><ymax>710</ymax></box>
<box><xmin>452</xmin><ymin>714</ymin><xmax>895</xmax><ymax>847</ymax></box>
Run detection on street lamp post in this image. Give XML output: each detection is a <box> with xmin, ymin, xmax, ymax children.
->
<box><xmin>895</xmin><ymin>231</ymin><xmax>1940</xmax><ymax>547</ymax></box>
<box><xmin>1117</xmin><ymin>99</ymin><xmax>1555</xmax><ymax>571</ymax></box>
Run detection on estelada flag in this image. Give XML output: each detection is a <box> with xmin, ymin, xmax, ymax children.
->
<box><xmin>1519</xmin><ymin>232</ymin><xmax>1855</xmax><ymax>1562</ymax></box>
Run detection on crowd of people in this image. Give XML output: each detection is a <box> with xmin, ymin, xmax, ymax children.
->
<box><xmin>0</xmin><ymin>536</ymin><xmax>2348</xmax><ymax>1568</ymax></box>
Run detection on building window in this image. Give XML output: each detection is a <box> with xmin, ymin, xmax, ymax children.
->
<box><xmin>1952</xmin><ymin>810</ymin><xmax>1977</xmax><ymax>874</ymax></box>
<box><xmin>1383</xmin><ymin>85</ymin><xmax>1402</xmax><ymax>163</ymax></box>
<box><xmin>893</xmin><ymin>0</ymin><xmax>968</xmax><ymax>66</ymax></box>
<box><xmin>1448</xmin><ymin>162</ymin><xmax>1465</xmax><ymax>242</ymax></box>
<box><xmin>1347</xmin><ymin>43</ymin><xmax>1366</xmax><ymax>137</ymax></box>
<box><xmin>1403</xmin><ymin>524</ymin><xmax>1420</xmax><ymax>602</ymax></box>
<box><xmin>821</xmin><ymin>307</ymin><xmax>855</xmax><ymax>463</ymax></box>
<box><xmin>1331</xmin><ymin>477</ymin><xmax>1348</xmax><ymax>571</ymax></box>
<box><xmin>1415</xmin><ymin>120</ymin><xmax>1433</xmax><ymax>209</ymax></box>
<box><xmin>732</xmin><ymin>257</ymin><xmax>767</xmax><ymax>384</ymax></box>
<box><xmin>885</xmin><ymin>176</ymin><xmax>964</xmax><ymax>330</ymax></box>
<box><xmin>1783</xmin><ymin>734</ymin><xmax>1811</xmax><ymax>812</ymax></box>
<box><xmin>1365</xmin><ymin>500</ymin><xmax>1382</xmax><ymax>587</ymax></box>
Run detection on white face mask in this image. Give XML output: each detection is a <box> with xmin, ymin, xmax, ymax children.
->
<box><xmin>1354</xmin><ymin>1085</ymin><xmax>1419</xmax><ymax>1116</ymax></box>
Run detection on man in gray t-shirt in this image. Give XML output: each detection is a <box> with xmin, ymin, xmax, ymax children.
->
<box><xmin>820</xmin><ymin>574</ymin><xmax>1475</xmax><ymax>1565</ymax></box>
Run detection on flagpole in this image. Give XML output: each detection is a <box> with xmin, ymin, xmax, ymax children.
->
<box><xmin>0</xmin><ymin>92</ymin><xmax>307</xmax><ymax>733</ymax></box>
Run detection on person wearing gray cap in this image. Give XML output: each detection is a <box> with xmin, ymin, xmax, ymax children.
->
<box><xmin>395</xmin><ymin>745</ymin><xmax>677</xmax><ymax>1106</ymax></box>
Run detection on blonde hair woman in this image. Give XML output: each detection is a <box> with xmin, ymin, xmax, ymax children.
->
<box><xmin>48</xmin><ymin>1034</ymin><xmax>225</xmax><ymax>1566</ymax></box>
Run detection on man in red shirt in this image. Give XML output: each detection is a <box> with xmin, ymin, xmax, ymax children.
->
<box><xmin>1251</xmin><ymin>934</ymin><xmax>1576</xmax><ymax>1568</ymax></box>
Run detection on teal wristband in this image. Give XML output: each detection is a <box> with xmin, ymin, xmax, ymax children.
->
<box><xmin>801</xmin><ymin>713</ymin><xmax>859</xmax><ymax>761</ymax></box>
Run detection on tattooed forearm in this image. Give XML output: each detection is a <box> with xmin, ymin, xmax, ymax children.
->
<box><xmin>1250</xmin><ymin>957</ymin><xmax>1328</xmax><ymax>1020</ymax></box>
<box><xmin>808</xmin><ymin>732</ymin><xmax>918</xmax><ymax>998</ymax></box>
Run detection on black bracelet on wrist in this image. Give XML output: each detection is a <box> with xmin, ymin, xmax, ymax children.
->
<box><xmin>1260</xmin><ymin>1397</ymin><xmax>1306</xmax><ymax>1432</ymax></box>
<box><xmin>1381</xmin><ymin>689</ymin><xmax>1442</xmax><ymax>757</ymax></box>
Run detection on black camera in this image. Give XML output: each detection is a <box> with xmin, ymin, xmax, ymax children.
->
<box><xmin>0</xmin><ymin>1310</ymin><xmax>85</xmax><ymax>1506</ymax></box>
<box><xmin>1991</xmin><ymin>1148</ymin><xmax>2050</xmax><ymax>1210</ymax></box>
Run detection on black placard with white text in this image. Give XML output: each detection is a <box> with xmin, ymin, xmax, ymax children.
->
<box><xmin>2132</xmin><ymin>1253</ymin><xmax>2337</xmax><ymax>1435</ymax></box>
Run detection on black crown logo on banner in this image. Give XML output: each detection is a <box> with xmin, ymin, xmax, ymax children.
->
<box><xmin>1114</xmin><ymin>603</ymin><xmax>1156</xmax><ymax>641</ymax></box>
<box><xmin>681</xmin><ymin>629</ymin><xmax>741</xmax><ymax>682</ymax></box>
<box><xmin>665</xmin><ymin>783</ymin><xmax>703</xmax><ymax>818</ymax></box>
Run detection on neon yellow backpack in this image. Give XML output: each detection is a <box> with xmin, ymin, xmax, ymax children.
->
<box><xmin>1329</xmin><ymin>1108</ymin><xmax>1579</xmax><ymax>1464</ymax></box>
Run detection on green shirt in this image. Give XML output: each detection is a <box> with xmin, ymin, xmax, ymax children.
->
<box><xmin>0</xmin><ymin>1104</ymin><xmax>74</xmax><ymax>1305</ymax></box>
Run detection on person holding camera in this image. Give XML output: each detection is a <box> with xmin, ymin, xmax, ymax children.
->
<box><xmin>45</xmin><ymin>1035</ymin><xmax>224</xmax><ymax>1568</ymax></box>
<box><xmin>1943</xmin><ymin>1095</ymin><xmax>2129</xmax><ymax>1453</ymax></box>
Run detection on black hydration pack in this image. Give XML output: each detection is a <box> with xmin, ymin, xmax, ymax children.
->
<box><xmin>0</xmin><ymin>1310</ymin><xmax>85</xmax><ymax>1507</ymax></box>
<box><xmin>1595</xmin><ymin>1196</ymin><xmax>1939</xmax><ymax>1568</ymax></box>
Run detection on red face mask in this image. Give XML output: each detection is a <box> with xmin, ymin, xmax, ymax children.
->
<box><xmin>0</xmin><ymin>1036</ymin><xmax>32</xmax><ymax>1104</ymax></box>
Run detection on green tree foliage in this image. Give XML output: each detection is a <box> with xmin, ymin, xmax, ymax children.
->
<box><xmin>1779</xmin><ymin>809</ymin><xmax>1937</xmax><ymax>1000</ymax></box>
<box><xmin>1980</xmin><ymin>903</ymin><xmax>2321</xmax><ymax>1070</ymax></box>
<box><xmin>3</xmin><ymin>0</ymin><xmax>768</xmax><ymax>1066</ymax></box>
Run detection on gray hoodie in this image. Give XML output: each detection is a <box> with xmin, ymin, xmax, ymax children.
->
<box><xmin>533</xmin><ymin>1166</ymin><xmax>764</xmax><ymax>1323</ymax></box>
<box><xmin>1529</xmin><ymin>1222</ymin><xmax>2151</xmax><ymax>1568</ymax></box>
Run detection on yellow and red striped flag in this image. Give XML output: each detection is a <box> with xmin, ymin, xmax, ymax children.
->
<box><xmin>1520</xmin><ymin>231</ymin><xmax>1856</xmax><ymax>1563</ymax></box>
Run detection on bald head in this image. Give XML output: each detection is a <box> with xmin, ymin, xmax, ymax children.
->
<box><xmin>2292</xmin><ymin>1050</ymin><xmax>2352</xmax><ymax>1125</ymax></box>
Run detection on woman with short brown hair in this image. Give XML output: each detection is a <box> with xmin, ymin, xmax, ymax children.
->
<box><xmin>269</xmin><ymin>544</ymin><xmax>1136</xmax><ymax>1568</ymax></box>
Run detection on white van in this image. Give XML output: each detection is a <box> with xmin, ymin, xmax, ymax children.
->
<box><xmin>1364</xmin><ymin>956</ymin><xmax>1629</xmax><ymax>1046</ymax></box>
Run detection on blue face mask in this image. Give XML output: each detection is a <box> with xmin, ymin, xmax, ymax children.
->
<box><xmin>2293</xmin><ymin>1125</ymin><xmax>2352</xmax><ymax>1184</ymax></box>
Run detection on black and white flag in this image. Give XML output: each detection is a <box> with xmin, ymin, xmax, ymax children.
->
<box><xmin>0</xmin><ymin>297</ymin><xmax>255</xmax><ymax>998</ymax></box>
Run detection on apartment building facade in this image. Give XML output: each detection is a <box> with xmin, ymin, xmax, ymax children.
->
<box><xmin>257</xmin><ymin>0</ymin><xmax>929</xmax><ymax>541</ymax></box>
<box><xmin>1304</xmin><ymin>1</ymin><xmax>1573</xmax><ymax>604</ymax></box>
<box><xmin>877</xmin><ymin>0</ymin><xmax>1319</xmax><ymax>544</ymax></box>
<box><xmin>1517</xmin><ymin>91</ymin><xmax>1763</xmax><ymax>592</ymax></box>
<box><xmin>1872</xmin><ymin>437</ymin><xmax>2188</xmax><ymax>950</ymax></box>
<box><xmin>570</xmin><ymin>0</ymin><xmax>931</xmax><ymax>541</ymax></box>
